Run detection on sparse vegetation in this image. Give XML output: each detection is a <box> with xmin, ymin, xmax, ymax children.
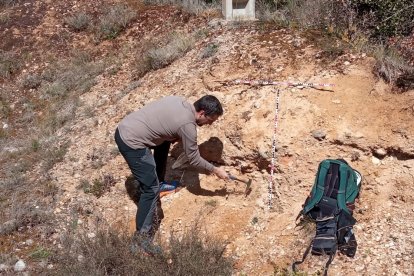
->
<box><xmin>19</xmin><ymin>73</ymin><xmax>42</xmax><ymax>89</ymax></box>
<box><xmin>132</xmin><ymin>32</ymin><xmax>196</xmax><ymax>79</ymax></box>
<box><xmin>205</xmin><ymin>199</ymin><xmax>218</xmax><ymax>207</ymax></box>
<box><xmin>29</xmin><ymin>247</ymin><xmax>51</xmax><ymax>260</ymax></box>
<box><xmin>0</xmin><ymin>0</ymin><xmax>14</xmax><ymax>7</ymax></box>
<box><xmin>97</xmin><ymin>4</ymin><xmax>136</xmax><ymax>39</ymax></box>
<box><xmin>53</xmin><ymin>226</ymin><xmax>232</xmax><ymax>275</ymax></box>
<box><xmin>201</xmin><ymin>43</ymin><xmax>219</xmax><ymax>59</ymax></box>
<box><xmin>80</xmin><ymin>174</ymin><xmax>116</xmax><ymax>198</ymax></box>
<box><xmin>148</xmin><ymin>33</ymin><xmax>195</xmax><ymax>69</ymax></box>
<box><xmin>373</xmin><ymin>45</ymin><xmax>414</xmax><ymax>90</ymax></box>
<box><xmin>39</xmin><ymin>54</ymin><xmax>106</xmax><ymax>100</ymax></box>
<box><xmin>0</xmin><ymin>11</ymin><xmax>11</xmax><ymax>24</ymax></box>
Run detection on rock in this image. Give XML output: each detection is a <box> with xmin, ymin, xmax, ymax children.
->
<box><xmin>311</xmin><ymin>129</ymin><xmax>326</xmax><ymax>141</ymax></box>
<box><xmin>78</xmin><ymin>255</ymin><xmax>85</xmax><ymax>263</ymax></box>
<box><xmin>375</xmin><ymin>148</ymin><xmax>387</xmax><ymax>157</ymax></box>
<box><xmin>14</xmin><ymin>260</ymin><xmax>26</xmax><ymax>272</ymax></box>
<box><xmin>0</xmin><ymin>264</ymin><xmax>8</xmax><ymax>271</ymax></box>
<box><xmin>371</xmin><ymin>156</ymin><xmax>381</xmax><ymax>165</ymax></box>
<box><xmin>355</xmin><ymin>265</ymin><xmax>365</xmax><ymax>272</ymax></box>
<box><xmin>0</xmin><ymin>219</ymin><xmax>18</xmax><ymax>235</ymax></box>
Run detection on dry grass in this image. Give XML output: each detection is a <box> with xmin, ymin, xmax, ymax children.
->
<box><xmin>65</xmin><ymin>12</ymin><xmax>91</xmax><ymax>32</ymax></box>
<box><xmin>0</xmin><ymin>51</ymin><xmax>20</xmax><ymax>79</ymax></box>
<box><xmin>97</xmin><ymin>4</ymin><xmax>136</xmax><ymax>40</ymax></box>
<box><xmin>132</xmin><ymin>32</ymin><xmax>195</xmax><ymax>79</ymax></box>
<box><xmin>51</xmin><ymin>225</ymin><xmax>232</xmax><ymax>275</ymax></box>
<box><xmin>373</xmin><ymin>45</ymin><xmax>414</xmax><ymax>91</ymax></box>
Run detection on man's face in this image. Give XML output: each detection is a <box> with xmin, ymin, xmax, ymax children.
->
<box><xmin>196</xmin><ymin>111</ymin><xmax>219</xmax><ymax>126</ymax></box>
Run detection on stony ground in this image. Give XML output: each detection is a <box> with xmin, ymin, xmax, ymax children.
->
<box><xmin>1</xmin><ymin>1</ymin><xmax>414</xmax><ymax>275</ymax></box>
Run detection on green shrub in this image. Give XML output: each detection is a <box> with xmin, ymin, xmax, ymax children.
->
<box><xmin>351</xmin><ymin>0</ymin><xmax>414</xmax><ymax>37</ymax></box>
<box><xmin>97</xmin><ymin>4</ymin><xmax>136</xmax><ymax>39</ymax></box>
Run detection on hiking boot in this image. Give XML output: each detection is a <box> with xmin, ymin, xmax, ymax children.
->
<box><xmin>130</xmin><ymin>233</ymin><xmax>162</xmax><ymax>256</ymax></box>
<box><xmin>159</xmin><ymin>180</ymin><xmax>180</xmax><ymax>192</ymax></box>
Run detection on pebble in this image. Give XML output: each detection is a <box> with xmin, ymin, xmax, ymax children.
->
<box><xmin>311</xmin><ymin>129</ymin><xmax>326</xmax><ymax>140</ymax></box>
<box><xmin>371</xmin><ymin>156</ymin><xmax>381</xmax><ymax>165</ymax></box>
<box><xmin>0</xmin><ymin>264</ymin><xmax>8</xmax><ymax>271</ymax></box>
<box><xmin>14</xmin><ymin>260</ymin><xmax>26</xmax><ymax>272</ymax></box>
<box><xmin>375</xmin><ymin>148</ymin><xmax>387</xmax><ymax>157</ymax></box>
<box><xmin>355</xmin><ymin>265</ymin><xmax>365</xmax><ymax>272</ymax></box>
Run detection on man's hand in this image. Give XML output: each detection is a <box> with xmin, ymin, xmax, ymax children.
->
<box><xmin>213</xmin><ymin>166</ymin><xmax>229</xmax><ymax>180</ymax></box>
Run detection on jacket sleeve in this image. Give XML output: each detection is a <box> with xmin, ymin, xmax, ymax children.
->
<box><xmin>178</xmin><ymin>123</ymin><xmax>214</xmax><ymax>172</ymax></box>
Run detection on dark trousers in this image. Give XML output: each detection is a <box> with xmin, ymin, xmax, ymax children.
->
<box><xmin>115</xmin><ymin>128</ymin><xmax>170</xmax><ymax>236</ymax></box>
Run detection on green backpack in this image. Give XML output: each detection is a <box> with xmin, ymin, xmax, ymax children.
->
<box><xmin>293</xmin><ymin>159</ymin><xmax>362</xmax><ymax>276</ymax></box>
<box><xmin>302</xmin><ymin>159</ymin><xmax>361</xmax><ymax>216</ymax></box>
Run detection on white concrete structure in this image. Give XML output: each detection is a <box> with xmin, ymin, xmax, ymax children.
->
<box><xmin>222</xmin><ymin>0</ymin><xmax>255</xmax><ymax>20</ymax></box>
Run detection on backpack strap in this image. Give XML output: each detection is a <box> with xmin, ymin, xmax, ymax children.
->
<box><xmin>292</xmin><ymin>240</ymin><xmax>313</xmax><ymax>273</ymax></box>
<box><xmin>337</xmin><ymin>163</ymin><xmax>351</xmax><ymax>214</ymax></box>
<box><xmin>303</xmin><ymin>160</ymin><xmax>330</xmax><ymax>214</ymax></box>
<box><xmin>322</xmin><ymin>246</ymin><xmax>337</xmax><ymax>276</ymax></box>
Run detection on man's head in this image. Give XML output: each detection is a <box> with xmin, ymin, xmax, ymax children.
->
<box><xmin>194</xmin><ymin>95</ymin><xmax>223</xmax><ymax>126</ymax></box>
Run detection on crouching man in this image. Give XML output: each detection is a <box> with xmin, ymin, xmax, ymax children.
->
<box><xmin>114</xmin><ymin>95</ymin><xmax>228</xmax><ymax>252</ymax></box>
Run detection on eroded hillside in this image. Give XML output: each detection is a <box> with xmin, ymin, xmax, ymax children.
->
<box><xmin>1</xmin><ymin>1</ymin><xmax>413</xmax><ymax>275</ymax></box>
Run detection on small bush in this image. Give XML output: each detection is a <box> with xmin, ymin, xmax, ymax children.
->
<box><xmin>0</xmin><ymin>51</ymin><xmax>20</xmax><ymax>79</ymax></box>
<box><xmin>0</xmin><ymin>0</ymin><xmax>14</xmax><ymax>7</ymax></box>
<box><xmin>0</xmin><ymin>11</ymin><xmax>11</xmax><ymax>24</ymax></box>
<box><xmin>373</xmin><ymin>45</ymin><xmax>414</xmax><ymax>90</ymax></box>
<box><xmin>30</xmin><ymin>247</ymin><xmax>51</xmax><ymax>260</ymax></box>
<box><xmin>41</xmin><ymin>143</ymin><xmax>68</xmax><ymax>172</ymax></box>
<box><xmin>83</xmin><ymin>174</ymin><xmax>116</xmax><ymax>198</ymax></box>
<box><xmin>52</xmin><ymin>226</ymin><xmax>233</xmax><ymax>275</ymax></box>
<box><xmin>201</xmin><ymin>43</ymin><xmax>219</xmax><ymax>59</ymax></box>
<box><xmin>97</xmin><ymin>4</ymin><xmax>136</xmax><ymax>40</ymax></box>
<box><xmin>0</xmin><ymin>96</ymin><xmax>11</xmax><ymax>119</ymax></box>
<box><xmin>19</xmin><ymin>73</ymin><xmax>42</xmax><ymax>89</ymax></box>
<box><xmin>351</xmin><ymin>0</ymin><xmax>414</xmax><ymax>38</ymax></box>
<box><xmin>147</xmin><ymin>33</ymin><xmax>195</xmax><ymax>69</ymax></box>
<box><xmin>65</xmin><ymin>12</ymin><xmax>91</xmax><ymax>32</ymax></box>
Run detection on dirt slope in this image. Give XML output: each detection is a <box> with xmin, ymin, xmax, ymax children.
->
<box><xmin>1</xmin><ymin>1</ymin><xmax>414</xmax><ymax>275</ymax></box>
<box><xmin>49</xmin><ymin>19</ymin><xmax>414</xmax><ymax>276</ymax></box>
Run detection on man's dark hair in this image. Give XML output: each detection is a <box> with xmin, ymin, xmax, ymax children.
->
<box><xmin>194</xmin><ymin>95</ymin><xmax>223</xmax><ymax>116</ymax></box>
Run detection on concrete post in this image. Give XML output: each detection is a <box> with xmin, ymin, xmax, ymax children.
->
<box><xmin>222</xmin><ymin>0</ymin><xmax>255</xmax><ymax>20</ymax></box>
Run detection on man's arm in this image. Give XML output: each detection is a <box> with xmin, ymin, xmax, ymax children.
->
<box><xmin>178</xmin><ymin>124</ymin><xmax>228</xmax><ymax>179</ymax></box>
